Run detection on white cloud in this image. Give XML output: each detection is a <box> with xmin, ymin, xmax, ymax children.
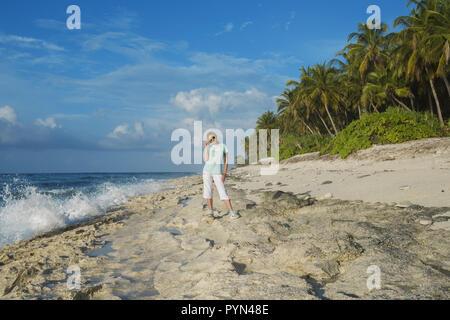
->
<box><xmin>101</xmin><ymin>10</ymin><xmax>140</xmax><ymax>31</ymax></box>
<box><xmin>32</xmin><ymin>113</ymin><xmax>87</xmax><ymax>129</ymax></box>
<box><xmin>240</xmin><ymin>21</ymin><xmax>253</xmax><ymax>30</ymax></box>
<box><xmin>0</xmin><ymin>111</ymin><xmax>90</xmax><ymax>149</ymax></box>
<box><xmin>0</xmin><ymin>34</ymin><xmax>64</xmax><ymax>51</ymax></box>
<box><xmin>170</xmin><ymin>87</ymin><xmax>274</xmax><ymax>114</ymax></box>
<box><xmin>215</xmin><ymin>22</ymin><xmax>234</xmax><ymax>36</ymax></box>
<box><xmin>107</xmin><ymin>122</ymin><xmax>144</xmax><ymax>139</ymax></box>
<box><xmin>99</xmin><ymin>121</ymin><xmax>166</xmax><ymax>151</ymax></box>
<box><xmin>134</xmin><ymin>122</ymin><xmax>144</xmax><ymax>136</ymax></box>
<box><xmin>49</xmin><ymin>48</ymin><xmax>294</xmax><ymax>110</ymax></box>
<box><xmin>0</xmin><ymin>106</ymin><xmax>17</xmax><ymax>124</ymax></box>
<box><xmin>108</xmin><ymin>124</ymin><xmax>130</xmax><ymax>139</ymax></box>
<box><xmin>224</xmin><ymin>23</ymin><xmax>234</xmax><ymax>32</ymax></box>
<box><xmin>35</xmin><ymin>117</ymin><xmax>60</xmax><ymax>129</ymax></box>
<box><xmin>82</xmin><ymin>32</ymin><xmax>166</xmax><ymax>58</ymax></box>
<box><xmin>34</xmin><ymin>19</ymin><xmax>66</xmax><ymax>30</ymax></box>
<box><xmin>52</xmin><ymin>113</ymin><xmax>89</xmax><ymax>120</ymax></box>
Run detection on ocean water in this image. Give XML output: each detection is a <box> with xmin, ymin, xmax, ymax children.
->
<box><xmin>0</xmin><ymin>172</ymin><xmax>193</xmax><ymax>248</ymax></box>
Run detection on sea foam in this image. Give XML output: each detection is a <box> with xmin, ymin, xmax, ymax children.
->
<box><xmin>0</xmin><ymin>178</ymin><xmax>164</xmax><ymax>247</ymax></box>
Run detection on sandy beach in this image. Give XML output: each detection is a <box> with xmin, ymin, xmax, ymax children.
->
<box><xmin>0</xmin><ymin>137</ymin><xmax>449</xmax><ymax>300</ymax></box>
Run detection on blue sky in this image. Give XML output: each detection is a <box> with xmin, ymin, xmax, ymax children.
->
<box><xmin>0</xmin><ymin>0</ymin><xmax>411</xmax><ymax>173</ymax></box>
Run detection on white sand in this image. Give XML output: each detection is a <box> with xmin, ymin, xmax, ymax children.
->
<box><xmin>233</xmin><ymin>138</ymin><xmax>450</xmax><ymax>207</ymax></box>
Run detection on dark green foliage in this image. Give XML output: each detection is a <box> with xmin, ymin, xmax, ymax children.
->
<box><xmin>321</xmin><ymin>107</ymin><xmax>447</xmax><ymax>158</ymax></box>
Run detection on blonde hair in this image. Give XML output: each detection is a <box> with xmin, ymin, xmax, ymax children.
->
<box><xmin>206</xmin><ymin>131</ymin><xmax>216</xmax><ymax>140</ymax></box>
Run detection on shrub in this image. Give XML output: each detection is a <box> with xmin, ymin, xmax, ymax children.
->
<box><xmin>280</xmin><ymin>134</ymin><xmax>331</xmax><ymax>160</ymax></box>
<box><xmin>321</xmin><ymin>107</ymin><xmax>446</xmax><ymax>159</ymax></box>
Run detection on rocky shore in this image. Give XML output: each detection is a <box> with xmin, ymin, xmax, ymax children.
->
<box><xmin>0</xmin><ymin>138</ymin><xmax>449</xmax><ymax>300</ymax></box>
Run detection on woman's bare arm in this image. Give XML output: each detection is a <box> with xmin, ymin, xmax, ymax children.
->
<box><xmin>222</xmin><ymin>153</ymin><xmax>228</xmax><ymax>182</ymax></box>
<box><xmin>203</xmin><ymin>143</ymin><xmax>209</xmax><ymax>162</ymax></box>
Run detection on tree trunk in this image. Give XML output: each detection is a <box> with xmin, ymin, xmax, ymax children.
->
<box><xmin>357</xmin><ymin>104</ymin><xmax>362</xmax><ymax>119</ymax></box>
<box><xmin>426</xmin><ymin>66</ymin><xmax>445</xmax><ymax>128</ymax></box>
<box><xmin>314</xmin><ymin>126</ymin><xmax>322</xmax><ymax>136</ymax></box>
<box><xmin>428</xmin><ymin>90</ymin><xmax>434</xmax><ymax>115</ymax></box>
<box><xmin>371</xmin><ymin>103</ymin><xmax>380</xmax><ymax>113</ymax></box>
<box><xmin>442</xmin><ymin>75</ymin><xmax>450</xmax><ymax>100</ymax></box>
<box><xmin>316</xmin><ymin>111</ymin><xmax>333</xmax><ymax>136</ymax></box>
<box><xmin>301</xmin><ymin>119</ymin><xmax>314</xmax><ymax>135</ymax></box>
<box><xmin>324</xmin><ymin>103</ymin><xmax>338</xmax><ymax>135</ymax></box>
<box><xmin>429</xmin><ymin>78</ymin><xmax>445</xmax><ymax>128</ymax></box>
<box><xmin>392</xmin><ymin>96</ymin><xmax>412</xmax><ymax>111</ymax></box>
<box><xmin>409</xmin><ymin>96</ymin><xmax>415</xmax><ymax>111</ymax></box>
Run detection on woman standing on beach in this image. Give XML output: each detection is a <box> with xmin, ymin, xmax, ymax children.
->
<box><xmin>203</xmin><ymin>132</ymin><xmax>239</xmax><ymax>219</ymax></box>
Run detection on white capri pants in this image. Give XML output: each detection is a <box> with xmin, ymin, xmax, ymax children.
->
<box><xmin>203</xmin><ymin>172</ymin><xmax>230</xmax><ymax>200</ymax></box>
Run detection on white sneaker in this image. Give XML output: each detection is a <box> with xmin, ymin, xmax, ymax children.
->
<box><xmin>230</xmin><ymin>211</ymin><xmax>240</xmax><ymax>220</ymax></box>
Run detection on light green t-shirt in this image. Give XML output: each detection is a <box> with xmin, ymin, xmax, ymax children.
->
<box><xmin>203</xmin><ymin>143</ymin><xmax>228</xmax><ymax>175</ymax></box>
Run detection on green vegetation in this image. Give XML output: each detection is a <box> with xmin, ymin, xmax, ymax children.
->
<box><xmin>321</xmin><ymin>107</ymin><xmax>446</xmax><ymax>158</ymax></box>
<box><xmin>254</xmin><ymin>0</ymin><xmax>449</xmax><ymax>160</ymax></box>
<box><xmin>279</xmin><ymin>134</ymin><xmax>331</xmax><ymax>160</ymax></box>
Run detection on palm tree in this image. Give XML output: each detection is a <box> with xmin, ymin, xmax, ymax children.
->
<box><xmin>332</xmin><ymin>54</ymin><xmax>364</xmax><ymax>119</ymax></box>
<box><xmin>277</xmin><ymin>88</ymin><xmax>298</xmax><ymax>134</ymax></box>
<box><xmin>284</xmin><ymin>68</ymin><xmax>334</xmax><ymax>136</ymax></box>
<box><xmin>277</xmin><ymin>86</ymin><xmax>316</xmax><ymax>136</ymax></box>
<box><xmin>254</xmin><ymin>0</ymin><xmax>449</xmax><ymax>140</ymax></box>
<box><xmin>255</xmin><ymin>111</ymin><xmax>280</xmax><ymax>159</ymax></box>
<box><xmin>424</xmin><ymin>0</ymin><xmax>450</xmax><ymax>98</ymax></box>
<box><xmin>256</xmin><ymin>111</ymin><xmax>278</xmax><ymax>130</ymax></box>
<box><xmin>340</xmin><ymin>23</ymin><xmax>390</xmax><ymax>81</ymax></box>
<box><xmin>299</xmin><ymin>62</ymin><xmax>341</xmax><ymax>135</ymax></box>
<box><xmin>362</xmin><ymin>67</ymin><xmax>413</xmax><ymax>112</ymax></box>
<box><xmin>394</xmin><ymin>0</ymin><xmax>446</xmax><ymax>127</ymax></box>
<box><xmin>338</xmin><ymin>23</ymin><xmax>390</xmax><ymax>115</ymax></box>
